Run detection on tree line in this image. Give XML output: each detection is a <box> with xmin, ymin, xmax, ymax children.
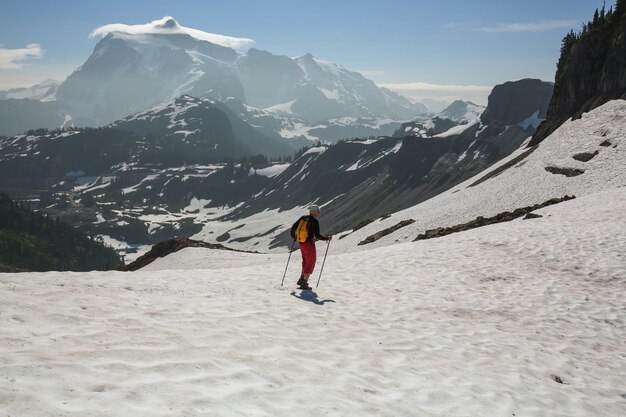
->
<box><xmin>558</xmin><ymin>1</ymin><xmax>624</xmax><ymax>77</ymax></box>
<box><xmin>0</xmin><ymin>192</ymin><xmax>122</xmax><ymax>272</ymax></box>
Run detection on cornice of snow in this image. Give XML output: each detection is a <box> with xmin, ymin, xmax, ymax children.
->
<box><xmin>89</xmin><ymin>16</ymin><xmax>255</xmax><ymax>49</ymax></box>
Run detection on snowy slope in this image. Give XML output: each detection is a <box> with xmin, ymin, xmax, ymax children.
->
<box><xmin>196</xmin><ymin>99</ymin><xmax>624</xmax><ymax>253</ymax></box>
<box><xmin>1</xmin><ymin>188</ymin><xmax>624</xmax><ymax>416</ymax></box>
<box><xmin>335</xmin><ymin>99</ymin><xmax>626</xmax><ymax>251</ymax></box>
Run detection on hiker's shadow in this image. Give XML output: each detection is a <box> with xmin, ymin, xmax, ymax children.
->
<box><xmin>291</xmin><ymin>290</ymin><xmax>336</xmax><ymax>305</ymax></box>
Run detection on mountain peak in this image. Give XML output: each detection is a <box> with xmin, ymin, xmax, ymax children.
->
<box><xmin>154</xmin><ymin>16</ymin><xmax>181</xmax><ymax>30</ymax></box>
<box><xmin>56</xmin><ymin>18</ymin><xmax>423</xmax><ymax>125</ymax></box>
<box><xmin>481</xmin><ymin>79</ymin><xmax>553</xmax><ymax>126</ymax></box>
<box><xmin>448</xmin><ymin>99</ymin><xmax>477</xmax><ymax>107</ymax></box>
<box><xmin>89</xmin><ymin>16</ymin><xmax>254</xmax><ymax>49</ymax></box>
<box><xmin>438</xmin><ymin>100</ymin><xmax>484</xmax><ymax>123</ymax></box>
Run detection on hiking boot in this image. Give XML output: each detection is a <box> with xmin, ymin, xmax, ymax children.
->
<box><xmin>297</xmin><ymin>277</ymin><xmax>312</xmax><ymax>290</ymax></box>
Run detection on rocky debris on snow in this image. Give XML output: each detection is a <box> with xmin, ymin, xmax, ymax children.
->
<box><xmin>572</xmin><ymin>151</ymin><xmax>599</xmax><ymax>162</ymax></box>
<box><xmin>544</xmin><ymin>166</ymin><xmax>585</xmax><ymax>177</ymax></box>
<box><xmin>600</xmin><ymin>140</ymin><xmax>612</xmax><ymax>147</ymax></box>
<box><xmin>216</xmin><ymin>232</ymin><xmax>231</xmax><ymax>242</ymax></box>
<box><xmin>413</xmin><ymin>196</ymin><xmax>575</xmax><ymax>241</ymax></box>
<box><xmin>358</xmin><ymin>219</ymin><xmax>415</xmax><ymax>246</ymax></box>
<box><xmin>121</xmin><ymin>237</ymin><xmax>249</xmax><ymax>271</ymax></box>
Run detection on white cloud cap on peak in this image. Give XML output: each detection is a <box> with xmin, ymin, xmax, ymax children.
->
<box><xmin>89</xmin><ymin>16</ymin><xmax>255</xmax><ymax>49</ymax></box>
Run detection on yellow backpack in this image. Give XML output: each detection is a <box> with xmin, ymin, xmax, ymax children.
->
<box><xmin>294</xmin><ymin>217</ymin><xmax>310</xmax><ymax>243</ymax></box>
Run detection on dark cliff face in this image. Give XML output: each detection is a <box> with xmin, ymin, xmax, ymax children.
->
<box><xmin>530</xmin><ymin>1</ymin><xmax>626</xmax><ymax>146</ymax></box>
<box><xmin>480</xmin><ymin>79</ymin><xmax>553</xmax><ymax>126</ymax></box>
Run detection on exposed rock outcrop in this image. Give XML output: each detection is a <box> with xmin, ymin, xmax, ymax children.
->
<box><xmin>531</xmin><ymin>2</ymin><xmax>626</xmax><ymax>146</ymax></box>
<box><xmin>480</xmin><ymin>79</ymin><xmax>553</xmax><ymax>126</ymax></box>
<box><xmin>544</xmin><ymin>167</ymin><xmax>585</xmax><ymax>177</ymax></box>
<box><xmin>572</xmin><ymin>151</ymin><xmax>599</xmax><ymax>162</ymax></box>
<box><xmin>121</xmin><ymin>237</ymin><xmax>249</xmax><ymax>271</ymax></box>
<box><xmin>358</xmin><ymin>219</ymin><xmax>415</xmax><ymax>246</ymax></box>
<box><xmin>413</xmin><ymin>196</ymin><xmax>575</xmax><ymax>241</ymax></box>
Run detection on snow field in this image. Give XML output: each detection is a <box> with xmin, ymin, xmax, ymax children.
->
<box><xmin>1</xmin><ymin>188</ymin><xmax>624</xmax><ymax>416</ymax></box>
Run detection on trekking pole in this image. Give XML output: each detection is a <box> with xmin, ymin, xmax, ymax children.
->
<box><xmin>316</xmin><ymin>240</ymin><xmax>331</xmax><ymax>289</ymax></box>
<box><xmin>280</xmin><ymin>240</ymin><xmax>297</xmax><ymax>287</ymax></box>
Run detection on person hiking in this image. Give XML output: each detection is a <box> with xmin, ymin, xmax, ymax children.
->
<box><xmin>290</xmin><ymin>205</ymin><xmax>332</xmax><ymax>290</ymax></box>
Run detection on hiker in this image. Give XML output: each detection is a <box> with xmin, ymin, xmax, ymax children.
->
<box><xmin>290</xmin><ymin>205</ymin><xmax>332</xmax><ymax>290</ymax></box>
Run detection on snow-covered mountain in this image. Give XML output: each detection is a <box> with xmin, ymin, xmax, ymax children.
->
<box><xmin>0</xmin><ymin>80</ymin><xmax>65</xmax><ymax>137</ymax></box>
<box><xmin>395</xmin><ymin>80</ymin><xmax>553</xmax><ymax>140</ymax></box>
<box><xmin>394</xmin><ymin>100</ymin><xmax>486</xmax><ymax>138</ymax></box>
<box><xmin>182</xmin><ymin>98</ymin><xmax>626</xmax><ymax>253</ymax></box>
<box><xmin>438</xmin><ymin>100</ymin><xmax>484</xmax><ymax>123</ymax></box>
<box><xmin>0</xmin><ymin>79</ymin><xmax>551</xmax><ymax>258</ymax></box>
<box><xmin>222</xmin><ymin>97</ymin><xmax>405</xmax><ymax>144</ymax></box>
<box><xmin>111</xmin><ymin>95</ymin><xmax>295</xmax><ymax>156</ymax></box>
<box><xmin>238</xmin><ymin>48</ymin><xmax>427</xmax><ymax>121</ymax></box>
<box><xmin>0</xmin><ymin>96</ymin><xmax>295</xmax><ymax>205</ymax></box>
<box><xmin>52</xmin><ymin>16</ymin><xmax>427</xmax><ymax>128</ymax></box>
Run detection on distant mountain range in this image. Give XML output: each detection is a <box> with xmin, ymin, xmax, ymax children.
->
<box><xmin>0</xmin><ymin>17</ymin><xmax>429</xmax><ymax>139</ymax></box>
<box><xmin>0</xmin><ymin>79</ymin><xmax>59</xmax><ymax>101</ymax></box>
<box><xmin>0</xmin><ymin>78</ymin><xmax>553</xmax><ymax>257</ymax></box>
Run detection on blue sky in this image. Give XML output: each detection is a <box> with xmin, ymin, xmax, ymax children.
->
<box><xmin>0</xmin><ymin>0</ymin><xmax>607</xmax><ymax>103</ymax></box>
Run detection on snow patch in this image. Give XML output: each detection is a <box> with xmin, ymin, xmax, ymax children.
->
<box><xmin>435</xmin><ymin>120</ymin><xmax>479</xmax><ymax>138</ymax></box>
<box><xmin>255</xmin><ymin>164</ymin><xmax>290</xmax><ymax>178</ymax></box>
<box><xmin>518</xmin><ymin>110</ymin><xmax>544</xmax><ymax>130</ymax></box>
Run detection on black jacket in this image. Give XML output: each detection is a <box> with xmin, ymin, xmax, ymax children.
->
<box><xmin>290</xmin><ymin>215</ymin><xmax>329</xmax><ymax>242</ymax></box>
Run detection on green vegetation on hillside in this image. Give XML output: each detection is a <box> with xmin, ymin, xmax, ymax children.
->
<box><xmin>557</xmin><ymin>1</ymin><xmax>624</xmax><ymax>87</ymax></box>
<box><xmin>532</xmin><ymin>0</ymin><xmax>626</xmax><ymax>145</ymax></box>
<box><xmin>0</xmin><ymin>193</ymin><xmax>122</xmax><ymax>272</ymax></box>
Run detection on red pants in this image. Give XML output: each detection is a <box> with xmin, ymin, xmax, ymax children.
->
<box><xmin>299</xmin><ymin>240</ymin><xmax>317</xmax><ymax>275</ymax></box>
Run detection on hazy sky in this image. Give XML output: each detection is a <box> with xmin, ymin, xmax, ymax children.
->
<box><xmin>0</xmin><ymin>0</ymin><xmax>607</xmax><ymax>104</ymax></box>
